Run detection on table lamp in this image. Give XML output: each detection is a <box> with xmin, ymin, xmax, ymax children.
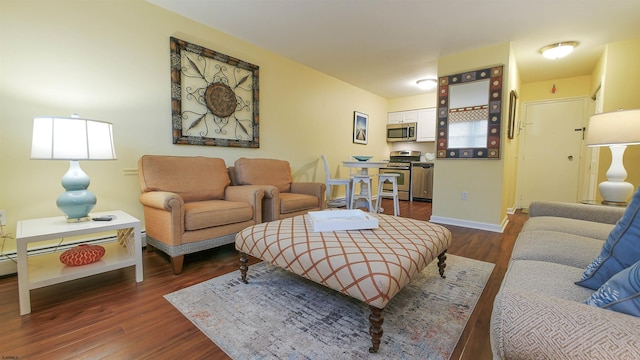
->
<box><xmin>586</xmin><ymin>109</ymin><xmax>640</xmax><ymax>206</ymax></box>
<box><xmin>31</xmin><ymin>115</ymin><xmax>117</xmax><ymax>222</ymax></box>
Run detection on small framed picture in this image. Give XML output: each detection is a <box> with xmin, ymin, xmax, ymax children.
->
<box><xmin>353</xmin><ymin>111</ymin><xmax>369</xmax><ymax>144</ymax></box>
<box><xmin>508</xmin><ymin>90</ymin><xmax>518</xmax><ymax>139</ymax></box>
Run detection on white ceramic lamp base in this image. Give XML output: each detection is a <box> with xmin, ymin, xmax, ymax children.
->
<box><xmin>599</xmin><ymin>145</ymin><xmax>634</xmax><ymax>206</ymax></box>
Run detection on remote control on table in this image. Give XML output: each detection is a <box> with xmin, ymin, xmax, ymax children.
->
<box><xmin>92</xmin><ymin>215</ymin><xmax>115</xmax><ymax>221</ymax></box>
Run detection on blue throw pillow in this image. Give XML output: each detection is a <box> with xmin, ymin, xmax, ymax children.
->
<box><xmin>585</xmin><ymin>260</ymin><xmax>640</xmax><ymax>317</ymax></box>
<box><xmin>576</xmin><ymin>187</ymin><xmax>640</xmax><ymax>290</ymax></box>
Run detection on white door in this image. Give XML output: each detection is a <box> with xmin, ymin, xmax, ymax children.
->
<box><xmin>518</xmin><ymin>98</ymin><xmax>588</xmax><ymax>208</ymax></box>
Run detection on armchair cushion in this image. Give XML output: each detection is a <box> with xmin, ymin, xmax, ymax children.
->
<box><xmin>279</xmin><ymin>193</ymin><xmax>320</xmax><ymax>214</ymax></box>
<box><xmin>233</xmin><ymin>158</ymin><xmax>292</xmax><ymax>192</ymax></box>
<box><xmin>139</xmin><ymin>155</ymin><xmax>230</xmax><ymax>202</ymax></box>
<box><xmin>184</xmin><ymin>200</ymin><xmax>254</xmax><ymax>231</ymax></box>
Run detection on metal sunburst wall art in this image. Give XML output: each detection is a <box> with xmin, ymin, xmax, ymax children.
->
<box><xmin>170</xmin><ymin>37</ymin><xmax>260</xmax><ymax>148</ymax></box>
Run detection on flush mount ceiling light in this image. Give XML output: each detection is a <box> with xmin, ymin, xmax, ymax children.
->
<box><xmin>540</xmin><ymin>41</ymin><xmax>579</xmax><ymax>59</ymax></box>
<box><xmin>416</xmin><ymin>78</ymin><xmax>437</xmax><ymax>90</ymax></box>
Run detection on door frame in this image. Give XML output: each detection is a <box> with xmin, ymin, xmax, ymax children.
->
<box><xmin>516</xmin><ymin>96</ymin><xmax>594</xmax><ymax>209</ymax></box>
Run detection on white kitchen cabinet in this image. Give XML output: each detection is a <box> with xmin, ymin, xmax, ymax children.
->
<box><xmin>416</xmin><ymin>107</ymin><xmax>436</xmax><ymax>142</ymax></box>
<box><xmin>387</xmin><ymin>110</ymin><xmax>417</xmax><ymax>124</ymax></box>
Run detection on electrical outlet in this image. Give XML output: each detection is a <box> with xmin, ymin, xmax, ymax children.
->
<box><xmin>461</xmin><ymin>192</ymin><xmax>468</xmax><ymax>201</ymax></box>
<box><xmin>0</xmin><ymin>210</ymin><xmax>6</xmax><ymax>226</ymax></box>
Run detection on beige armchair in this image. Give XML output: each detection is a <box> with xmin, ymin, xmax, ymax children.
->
<box><xmin>229</xmin><ymin>157</ymin><xmax>325</xmax><ymax>222</ymax></box>
<box><xmin>138</xmin><ymin>155</ymin><xmax>264</xmax><ymax>274</ymax></box>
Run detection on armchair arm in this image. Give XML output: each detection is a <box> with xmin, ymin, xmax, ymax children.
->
<box><xmin>138</xmin><ymin>191</ymin><xmax>185</xmax><ymax>245</ymax></box>
<box><xmin>491</xmin><ymin>288</ymin><xmax>640</xmax><ymax>359</ymax></box>
<box><xmin>259</xmin><ymin>185</ymin><xmax>279</xmax><ymax>222</ymax></box>
<box><xmin>529</xmin><ymin>201</ymin><xmax>625</xmax><ymax>225</ymax></box>
<box><xmin>225</xmin><ymin>185</ymin><xmax>265</xmax><ymax>224</ymax></box>
<box><xmin>291</xmin><ymin>182</ymin><xmax>326</xmax><ymax>208</ymax></box>
<box><xmin>139</xmin><ymin>191</ymin><xmax>184</xmax><ymax>211</ymax></box>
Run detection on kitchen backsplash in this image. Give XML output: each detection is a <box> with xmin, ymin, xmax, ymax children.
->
<box><xmin>390</xmin><ymin>141</ymin><xmax>435</xmax><ymax>160</ymax></box>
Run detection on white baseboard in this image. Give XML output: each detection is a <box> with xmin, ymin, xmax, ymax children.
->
<box><xmin>429</xmin><ymin>215</ymin><xmax>506</xmax><ymax>233</ymax></box>
<box><xmin>0</xmin><ymin>232</ymin><xmax>147</xmax><ymax>277</ymax></box>
<box><xmin>0</xmin><ymin>256</ymin><xmax>17</xmax><ymax>277</ymax></box>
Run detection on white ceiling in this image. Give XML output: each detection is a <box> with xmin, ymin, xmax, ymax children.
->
<box><xmin>148</xmin><ymin>0</ymin><xmax>640</xmax><ymax>99</ymax></box>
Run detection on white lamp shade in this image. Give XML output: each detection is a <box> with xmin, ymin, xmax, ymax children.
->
<box><xmin>586</xmin><ymin>109</ymin><xmax>640</xmax><ymax>147</ymax></box>
<box><xmin>31</xmin><ymin>117</ymin><xmax>117</xmax><ymax>160</ymax></box>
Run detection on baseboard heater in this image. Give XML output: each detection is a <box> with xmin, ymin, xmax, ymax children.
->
<box><xmin>0</xmin><ymin>231</ymin><xmax>147</xmax><ymax>278</ymax></box>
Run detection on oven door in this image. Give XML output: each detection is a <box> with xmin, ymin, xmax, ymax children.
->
<box><xmin>379</xmin><ymin>167</ymin><xmax>410</xmax><ymax>200</ymax></box>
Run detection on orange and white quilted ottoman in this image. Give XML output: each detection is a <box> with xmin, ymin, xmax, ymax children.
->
<box><xmin>235</xmin><ymin>212</ymin><xmax>451</xmax><ymax>353</ymax></box>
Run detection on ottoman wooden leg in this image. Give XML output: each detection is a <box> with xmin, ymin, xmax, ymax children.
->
<box><xmin>239</xmin><ymin>252</ymin><xmax>249</xmax><ymax>284</ymax></box>
<box><xmin>437</xmin><ymin>251</ymin><xmax>447</xmax><ymax>278</ymax></box>
<box><xmin>368</xmin><ymin>305</ymin><xmax>384</xmax><ymax>353</ymax></box>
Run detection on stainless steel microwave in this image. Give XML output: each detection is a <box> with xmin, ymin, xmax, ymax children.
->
<box><xmin>386</xmin><ymin>122</ymin><xmax>417</xmax><ymax>142</ymax></box>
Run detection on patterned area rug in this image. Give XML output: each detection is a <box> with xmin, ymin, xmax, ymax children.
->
<box><xmin>165</xmin><ymin>254</ymin><xmax>494</xmax><ymax>359</ymax></box>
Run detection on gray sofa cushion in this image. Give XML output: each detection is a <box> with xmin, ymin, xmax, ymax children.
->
<box><xmin>491</xmin><ymin>287</ymin><xmax>640</xmax><ymax>360</ymax></box>
<box><xmin>511</xmin><ymin>230</ymin><xmax>604</xmax><ymax>269</ymax></box>
<box><xmin>521</xmin><ymin>216</ymin><xmax>614</xmax><ymax>240</ymax></box>
<box><xmin>502</xmin><ymin>260</ymin><xmax>593</xmax><ymax>302</ymax></box>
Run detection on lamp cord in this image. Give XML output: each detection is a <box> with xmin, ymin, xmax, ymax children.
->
<box><xmin>0</xmin><ymin>225</ymin><xmax>65</xmax><ymax>264</ymax></box>
<box><xmin>0</xmin><ymin>224</ymin><xmax>16</xmax><ymax>264</ymax></box>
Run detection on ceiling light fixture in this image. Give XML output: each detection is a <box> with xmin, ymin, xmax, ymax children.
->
<box><xmin>540</xmin><ymin>41</ymin><xmax>579</xmax><ymax>60</ymax></box>
<box><xmin>416</xmin><ymin>78</ymin><xmax>437</xmax><ymax>90</ymax></box>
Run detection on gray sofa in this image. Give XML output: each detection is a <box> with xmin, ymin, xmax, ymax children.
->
<box><xmin>490</xmin><ymin>201</ymin><xmax>640</xmax><ymax>359</ymax></box>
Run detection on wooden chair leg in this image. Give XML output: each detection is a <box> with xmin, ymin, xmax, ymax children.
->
<box><xmin>171</xmin><ymin>255</ymin><xmax>185</xmax><ymax>275</ymax></box>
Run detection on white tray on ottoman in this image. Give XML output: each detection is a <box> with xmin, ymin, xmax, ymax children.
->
<box><xmin>307</xmin><ymin>209</ymin><xmax>378</xmax><ymax>232</ymax></box>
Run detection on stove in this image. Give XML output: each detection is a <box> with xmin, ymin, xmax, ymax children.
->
<box><xmin>386</xmin><ymin>150</ymin><xmax>421</xmax><ymax>168</ymax></box>
<box><xmin>379</xmin><ymin>151</ymin><xmax>421</xmax><ymax>200</ymax></box>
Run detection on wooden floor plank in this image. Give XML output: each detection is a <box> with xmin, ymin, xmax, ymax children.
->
<box><xmin>0</xmin><ymin>199</ymin><xmax>524</xmax><ymax>359</ymax></box>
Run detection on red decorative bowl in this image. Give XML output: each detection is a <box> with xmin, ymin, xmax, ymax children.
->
<box><xmin>60</xmin><ymin>244</ymin><xmax>106</xmax><ymax>266</ymax></box>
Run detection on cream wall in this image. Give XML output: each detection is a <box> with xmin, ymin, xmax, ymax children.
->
<box><xmin>519</xmin><ymin>76</ymin><xmax>593</xmax><ymax>103</ymax></box>
<box><xmin>0</xmin><ymin>0</ymin><xmax>388</xmax><ymax>252</ymax></box>
<box><xmin>502</xmin><ymin>44</ymin><xmax>521</xmax><ymax>214</ymax></box>
<box><xmin>431</xmin><ymin>43</ymin><xmax>512</xmax><ymax>231</ymax></box>
<box><xmin>388</xmin><ymin>93</ymin><xmax>437</xmax><ymax>112</ymax></box>
<box><xmin>598</xmin><ymin>38</ymin><xmax>640</xmax><ymax>195</ymax></box>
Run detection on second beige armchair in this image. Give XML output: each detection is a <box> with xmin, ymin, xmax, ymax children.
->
<box><xmin>229</xmin><ymin>157</ymin><xmax>326</xmax><ymax>222</ymax></box>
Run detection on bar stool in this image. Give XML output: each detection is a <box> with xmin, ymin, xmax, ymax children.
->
<box><xmin>376</xmin><ymin>173</ymin><xmax>400</xmax><ymax>216</ymax></box>
<box><xmin>350</xmin><ymin>174</ymin><xmax>374</xmax><ymax>211</ymax></box>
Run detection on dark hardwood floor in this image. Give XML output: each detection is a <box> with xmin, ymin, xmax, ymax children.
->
<box><xmin>0</xmin><ymin>200</ymin><xmax>527</xmax><ymax>359</ymax></box>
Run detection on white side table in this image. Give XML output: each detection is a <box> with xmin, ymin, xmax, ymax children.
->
<box><xmin>16</xmin><ymin>210</ymin><xmax>143</xmax><ymax>315</ymax></box>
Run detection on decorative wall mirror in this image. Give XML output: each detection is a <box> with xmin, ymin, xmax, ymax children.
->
<box><xmin>437</xmin><ymin>66</ymin><xmax>503</xmax><ymax>159</ymax></box>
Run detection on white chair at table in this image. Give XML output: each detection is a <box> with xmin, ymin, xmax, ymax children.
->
<box><xmin>376</xmin><ymin>173</ymin><xmax>400</xmax><ymax>216</ymax></box>
<box><xmin>321</xmin><ymin>154</ymin><xmax>351</xmax><ymax>208</ymax></box>
<box><xmin>349</xmin><ymin>155</ymin><xmax>375</xmax><ymax>211</ymax></box>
